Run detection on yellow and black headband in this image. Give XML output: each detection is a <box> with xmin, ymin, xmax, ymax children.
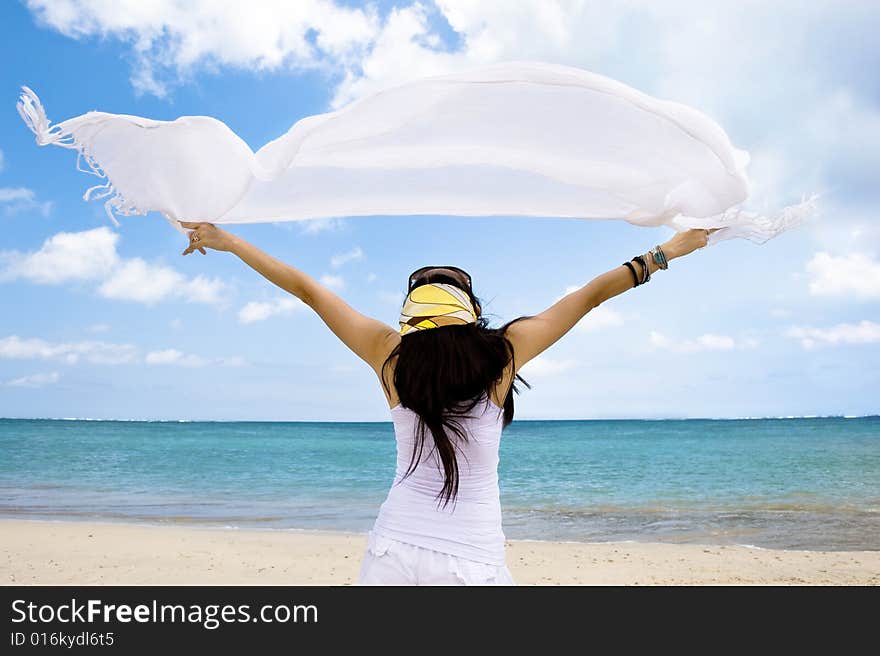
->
<box><xmin>399</xmin><ymin>283</ymin><xmax>478</xmax><ymax>335</ymax></box>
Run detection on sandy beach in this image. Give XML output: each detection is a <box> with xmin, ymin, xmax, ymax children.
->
<box><xmin>1</xmin><ymin>519</ymin><xmax>877</xmax><ymax>585</ymax></box>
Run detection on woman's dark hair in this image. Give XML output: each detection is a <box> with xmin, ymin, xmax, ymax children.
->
<box><xmin>380</xmin><ymin>271</ymin><xmax>531</xmax><ymax>508</ymax></box>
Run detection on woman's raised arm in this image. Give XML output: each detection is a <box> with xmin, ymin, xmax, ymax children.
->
<box><xmin>180</xmin><ymin>221</ymin><xmax>399</xmax><ymax>374</ymax></box>
<box><xmin>505</xmin><ymin>228</ymin><xmax>717</xmax><ymax>372</ymax></box>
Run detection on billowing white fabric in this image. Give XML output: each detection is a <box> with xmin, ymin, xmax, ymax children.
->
<box><xmin>17</xmin><ymin>61</ymin><xmax>816</xmax><ymax>245</ymax></box>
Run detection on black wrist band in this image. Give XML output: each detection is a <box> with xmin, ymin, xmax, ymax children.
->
<box><xmin>622</xmin><ymin>261</ymin><xmax>639</xmax><ymax>287</ymax></box>
<box><xmin>632</xmin><ymin>255</ymin><xmax>650</xmax><ymax>284</ymax></box>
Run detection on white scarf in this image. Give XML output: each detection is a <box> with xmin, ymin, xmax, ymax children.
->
<box><xmin>17</xmin><ymin>61</ymin><xmax>817</xmax><ymax>244</ymax></box>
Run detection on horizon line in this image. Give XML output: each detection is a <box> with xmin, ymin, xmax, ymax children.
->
<box><xmin>1</xmin><ymin>414</ymin><xmax>877</xmax><ymax>423</ymax></box>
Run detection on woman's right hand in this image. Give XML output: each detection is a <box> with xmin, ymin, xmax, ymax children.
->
<box><xmin>661</xmin><ymin>228</ymin><xmax>721</xmax><ymax>260</ymax></box>
<box><xmin>179</xmin><ymin>221</ymin><xmax>236</xmax><ymax>256</ymax></box>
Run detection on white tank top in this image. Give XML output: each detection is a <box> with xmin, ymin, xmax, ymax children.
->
<box><xmin>371</xmin><ymin>393</ymin><xmax>507</xmax><ymax>566</ymax></box>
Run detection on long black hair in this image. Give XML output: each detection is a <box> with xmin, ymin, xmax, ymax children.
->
<box><xmin>380</xmin><ymin>272</ymin><xmax>531</xmax><ymax>507</ymax></box>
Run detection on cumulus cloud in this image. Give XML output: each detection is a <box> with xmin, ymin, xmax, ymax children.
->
<box><xmin>329</xmin><ymin>1</ymin><xmax>635</xmax><ymax>108</ymax></box>
<box><xmin>294</xmin><ymin>217</ymin><xmax>348</xmax><ymax>235</ymax></box>
<box><xmin>145</xmin><ymin>349</ymin><xmax>245</xmax><ymax>367</ymax></box>
<box><xmin>785</xmin><ymin>320</ymin><xmax>880</xmax><ymax>350</ymax></box>
<box><xmin>649</xmin><ymin>331</ymin><xmax>760</xmax><ymax>353</ymax></box>
<box><xmin>145</xmin><ymin>349</ymin><xmax>207</xmax><ymax>367</ymax></box>
<box><xmin>25</xmin><ymin>0</ymin><xmax>379</xmax><ymax>98</ymax></box>
<box><xmin>0</xmin><ymin>187</ymin><xmax>53</xmax><ymax>216</ymax></box>
<box><xmin>805</xmin><ymin>252</ymin><xmax>880</xmax><ymax>300</ymax></box>
<box><xmin>330</xmin><ymin>246</ymin><xmax>364</xmax><ymax>268</ymax></box>
<box><xmin>0</xmin><ymin>227</ymin><xmax>229</xmax><ymax>305</ymax></box>
<box><xmin>97</xmin><ymin>258</ymin><xmax>227</xmax><ymax>305</ymax></box>
<box><xmin>519</xmin><ymin>355</ymin><xmax>577</xmax><ymax>378</ymax></box>
<box><xmin>578</xmin><ymin>305</ymin><xmax>625</xmax><ymax>333</ymax></box>
<box><xmin>5</xmin><ymin>371</ymin><xmax>61</xmax><ymax>388</ymax></box>
<box><xmin>0</xmin><ymin>335</ymin><xmax>138</xmax><ymax>365</ymax></box>
<box><xmin>0</xmin><ymin>334</ymin><xmax>245</xmax><ymax>368</ymax></box>
<box><xmin>0</xmin><ymin>227</ymin><xmax>119</xmax><ymax>284</ymax></box>
<box><xmin>238</xmin><ymin>296</ymin><xmax>305</xmax><ymax>324</ymax></box>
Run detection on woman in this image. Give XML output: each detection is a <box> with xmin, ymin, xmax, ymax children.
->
<box><xmin>179</xmin><ymin>220</ymin><xmax>714</xmax><ymax>585</ymax></box>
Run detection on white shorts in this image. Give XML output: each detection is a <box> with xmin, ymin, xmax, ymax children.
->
<box><xmin>357</xmin><ymin>531</ymin><xmax>516</xmax><ymax>586</ymax></box>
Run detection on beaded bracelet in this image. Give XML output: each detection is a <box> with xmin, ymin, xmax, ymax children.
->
<box><xmin>650</xmin><ymin>244</ymin><xmax>668</xmax><ymax>270</ymax></box>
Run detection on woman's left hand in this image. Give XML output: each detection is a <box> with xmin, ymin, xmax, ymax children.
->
<box><xmin>180</xmin><ymin>221</ymin><xmax>235</xmax><ymax>256</ymax></box>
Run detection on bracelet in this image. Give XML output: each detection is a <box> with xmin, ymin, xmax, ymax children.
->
<box><xmin>632</xmin><ymin>254</ymin><xmax>651</xmax><ymax>284</ymax></box>
<box><xmin>650</xmin><ymin>245</ymin><xmax>669</xmax><ymax>270</ymax></box>
<box><xmin>622</xmin><ymin>261</ymin><xmax>639</xmax><ymax>287</ymax></box>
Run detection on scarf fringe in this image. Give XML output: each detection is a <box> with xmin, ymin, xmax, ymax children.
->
<box><xmin>675</xmin><ymin>193</ymin><xmax>821</xmax><ymax>246</ymax></box>
<box><xmin>720</xmin><ymin>193</ymin><xmax>821</xmax><ymax>243</ymax></box>
<box><xmin>15</xmin><ymin>85</ymin><xmax>155</xmax><ymax>228</ymax></box>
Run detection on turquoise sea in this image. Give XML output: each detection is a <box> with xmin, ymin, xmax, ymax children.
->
<box><xmin>1</xmin><ymin>416</ymin><xmax>878</xmax><ymax>550</ymax></box>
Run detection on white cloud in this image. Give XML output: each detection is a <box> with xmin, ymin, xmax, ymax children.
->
<box><xmin>0</xmin><ymin>334</ymin><xmax>246</xmax><ymax>368</ymax></box>
<box><xmin>0</xmin><ymin>188</ymin><xmax>34</xmax><ymax>202</ymax></box>
<box><xmin>25</xmin><ymin>0</ymin><xmax>379</xmax><ymax>98</ymax></box>
<box><xmin>88</xmin><ymin>323</ymin><xmax>111</xmax><ymax>333</ymax></box>
<box><xmin>578</xmin><ymin>305</ymin><xmax>624</xmax><ymax>333</ymax></box>
<box><xmin>145</xmin><ymin>349</ymin><xmax>205</xmax><ymax>367</ymax></box>
<box><xmin>328</xmin><ymin>1</ymin><xmax>631</xmax><ymax>108</ymax></box>
<box><xmin>5</xmin><ymin>371</ymin><xmax>61</xmax><ymax>388</ymax></box>
<box><xmin>0</xmin><ymin>148</ymin><xmax>5</xmax><ymax>171</ymax></box>
<box><xmin>145</xmin><ymin>349</ymin><xmax>246</xmax><ymax>367</ymax></box>
<box><xmin>182</xmin><ymin>275</ymin><xmax>229</xmax><ymax>304</ymax></box>
<box><xmin>23</xmin><ymin>0</ymin><xmax>620</xmax><ymax>107</ymax></box>
<box><xmin>330</xmin><ymin>4</ymin><xmax>459</xmax><ymax>108</ymax></box>
<box><xmin>649</xmin><ymin>331</ymin><xmax>759</xmax><ymax>353</ymax></box>
<box><xmin>519</xmin><ymin>355</ymin><xmax>577</xmax><ymax>378</ymax></box>
<box><xmin>320</xmin><ymin>274</ymin><xmax>345</xmax><ymax>291</ymax></box>
<box><xmin>97</xmin><ymin>258</ymin><xmax>173</xmax><ymax>303</ymax></box>
<box><xmin>330</xmin><ymin>246</ymin><xmax>363</xmax><ymax>268</ymax></box>
<box><xmin>367</xmin><ymin>272</ymin><xmax>378</xmax><ymax>283</ymax></box>
<box><xmin>785</xmin><ymin>320</ymin><xmax>880</xmax><ymax>350</ymax></box>
<box><xmin>295</xmin><ymin>217</ymin><xmax>348</xmax><ymax>235</ymax></box>
<box><xmin>0</xmin><ymin>227</ymin><xmax>118</xmax><ymax>284</ymax></box>
<box><xmin>0</xmin><ymin>335</ymin><xmax>138</xmax><ymax>365</ymax></box>
<box><xmin>24</xmin><ymin>1</ymin><xmax>878</xmax><ymax>130</ymax></box>
<box><xmin>0</xmin><ymin>187</ymin><xmax>53</xmax><ymax>216</ymax></box>
<box><xmin>1</xmin><ymin>227</ymin><xmax>228</xmax><ymax>305</ymax></box>
<box><xmin>769</xmin><ymin>308</ymin><xmax>792</xmax><ymax>319</ymax></box>
<box><xmin>97</xmin><ymin>258</ymin><xmax>227</xmax><ymax>305</ymax></box>
<box><xmin>238</xmin><ymin>296</ymin><xmax>305</xmax><ymax>324</ymax></box>
<box><xmin>805</xmin><ymin>252</ymin><xmax>880</xmax><ymax>300</ymax></box>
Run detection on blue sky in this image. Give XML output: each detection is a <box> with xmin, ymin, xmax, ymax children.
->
<box><xmin>0</xmin><ymin>0</ymin><xmax>877</xmax><ymax>421</ymax></box>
